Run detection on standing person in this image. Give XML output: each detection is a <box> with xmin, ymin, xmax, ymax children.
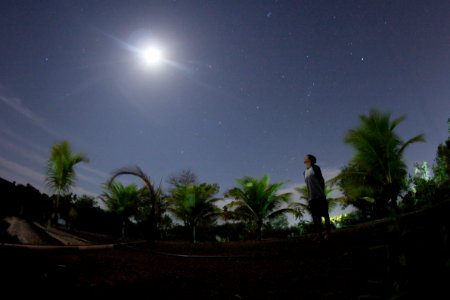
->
<box><xmin>303</xmin><ymin>154</ymin><xmax>331</xmax><ymax>241</ymax></box>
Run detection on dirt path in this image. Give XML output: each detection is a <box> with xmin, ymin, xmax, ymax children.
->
<box><xmin>4</xmin><ymin>216</ymin><xmax>48</xmax><ymax>245</ymax></box>
<box><xmin>3</xmin><ymin>216</ymin><xmax>91</xmax><ymax>246</ymax></box>
<box><xmin>32</xmin><ymin>222</ymin><xmax>91</xmax><ymax>246</ymax></box>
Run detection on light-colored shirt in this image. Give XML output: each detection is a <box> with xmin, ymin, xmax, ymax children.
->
<box><xmin>304</xmin><ymin>165</ymin><xmax>325</xmax><ymax>201</ymax></box>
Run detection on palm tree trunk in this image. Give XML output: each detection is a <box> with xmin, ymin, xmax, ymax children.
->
<box><xmin>149</xmin><ymin>205</ymin><xmax>157</xmax><ymax>244</ymax></box>
<box><xmin>257</xmin><ymin>220</ymin><xmax>263</xmax><ymax>241</ymax></box>
<box><xmin>122</xmin><ymin>220</ymin><xmax>126</xmax><ymax>238</ymax></box>
<box><xmin>49</xmin><ymin>193</ymin><xmax>60</xmax><ymax>228</ymax></box>
<box><xmin>193</xmin><ymin>226</ymin><xmax>196</xmax><ymax>243</ymax></box>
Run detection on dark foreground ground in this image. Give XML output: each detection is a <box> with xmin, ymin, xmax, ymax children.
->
<box><xmin>1</xmin><ymin>202</ymin><xmax>450</xmax><ymax>299</ymax></box>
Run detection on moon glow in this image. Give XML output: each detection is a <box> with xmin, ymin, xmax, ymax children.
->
<box><xmin>143</xmin><ymin>47</ymin><xmax>162</xmax><ymax>65</ymax></box>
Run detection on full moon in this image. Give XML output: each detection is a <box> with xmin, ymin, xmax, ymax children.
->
<box><xmin>143</xmin><ymin>47</ymin><xmax>162</xmax><ymax>65</ymax></box>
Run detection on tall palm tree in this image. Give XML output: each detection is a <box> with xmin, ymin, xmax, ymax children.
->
<box><xmin>224</xmin><ymin>175</ymin><xmax>292</xmax><ymax>240</ymax></box>
<box><xmin>107</xmin><ymin>166</ymin><xmax>162</xmax><ymax>243</ymax></box>
<box><xmin>101</xmin><ymin>181</ymin><xmax>141</xmax><ymax>238</ymax></box>
<box><xmin>45</xmin><ymin>140</ymin><xmax>88</xmax><ymax>226</ymax></box>
<box><xmin>166</xmin><ymin>183</ymin><xmax>220</xmax><ymax>242</ymax></box>
<box><xmin>339</xmin><ymin>108</ymin><xmax>425</xmax><ymax>217</ymax></box>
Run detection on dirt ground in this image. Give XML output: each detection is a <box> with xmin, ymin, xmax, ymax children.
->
<box><xmin>1</xmin><ymin>204</ymin><xmax>449</xmax><ymax>299</ymax></box>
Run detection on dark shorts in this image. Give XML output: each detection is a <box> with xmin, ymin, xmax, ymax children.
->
<box><xmin>309</xmin><ymin>197</ymin><xmax>329</xmax><ymax>218</ymax></box>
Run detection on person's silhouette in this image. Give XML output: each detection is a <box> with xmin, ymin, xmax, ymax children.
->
<box><xmin>303</xmin><ymin>154</ymin><xmax>331</xmax><ymax>241</ymax></box>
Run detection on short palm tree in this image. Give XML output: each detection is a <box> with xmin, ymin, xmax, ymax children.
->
<box><xmin>224</xmin><ymin>175</ymin><xmax>292</xmax><ymax>240</ymax></box>
<box><xmin>101</xmin><ymin>181</ymin><xmax>141</xmax><ymax>238</ymax></box>
<box><xmin>45</xmin><ymin>140</ymin><xmax>88</xmax><ymax>226</ymax></box>
<box><xmin>339</xmin><ymin>108</ymin><xmax>425</xmax><ymax>217</ymax></box>
<box><xmin>166</xmin><ymin>183</ymin><xmax>220</xmax><ymax>242</ymax></box>
<box><xmin>107</xmin><ymin>166</ymin><xmax>162</xmax><ymax>242</ymax></box>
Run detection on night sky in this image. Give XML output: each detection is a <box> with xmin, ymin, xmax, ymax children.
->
<box><xmin>1</xmin><ymin>1</ymin><xmax>449</xmax><ymax>216</ymax></box>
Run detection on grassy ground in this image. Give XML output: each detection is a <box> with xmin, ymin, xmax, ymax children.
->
<box><xmin>1</xmin><ymin>201</ymin><xmax>449</xmax><ymax>299</ymax></box>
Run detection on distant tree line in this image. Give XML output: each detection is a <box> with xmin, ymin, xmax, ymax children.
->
<box><xmin>0</xmin><ymin>178</ymin><xmax>52</xmax><ymax>222</ymax></box>
<box><xmin>1</xmin><ymin>110</ymin><xmax>449</xmax><ymax>243</ymax></box>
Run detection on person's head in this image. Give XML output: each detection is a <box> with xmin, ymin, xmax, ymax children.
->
<box><xmin>304</xmin><ymin>154</ymin><xmax>317</xmax><ymax>169</ymax></box>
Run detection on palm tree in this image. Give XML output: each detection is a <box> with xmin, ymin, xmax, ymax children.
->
<box><xmin>101</xmin><ymin>181</ymin><xmax>141</xmax><ymax>238</ymax></box>
<box><xmin>166</xmin><ymin>183</ymin><xmax>220</xmax><ymax>242</ymax></box>
<box><xmin>338</xmin><ymin>108</ymin><xmax>425</xmax><ymax>217</ymax></box>
<box><xmin>224</xmin><ymin>175</ymin><xmax>292</xmax><ymax>240</ymax></box>
<box><xmin>45</xmin><ymin>140</ymin><xmax>88</xmax><ymax>226</ymax></box>
<box><xmin>107</xmin><ymin>166</ymin><xmax>162</xmax><ymax>243</ymax></box>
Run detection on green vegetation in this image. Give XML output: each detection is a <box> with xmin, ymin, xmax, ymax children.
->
<box><xmin>2</xmin><ymin>109</ymin><xmax>449</xmax><ymax>245</ymax></box>
<box><xmin>336</xmin><ymin>109</ymin><xmax>425</xmax><ymax>219</ymax></box>
<box><xmin>101</xmin><ymin>181</ymin><xmax>141</xmax><ymax>238</ymax></box>
<box><xmin>45</xmin><ymin>140</ymin><xmax>89</xmax><ymax>226</ymax></box>
<box><xmin>224</xmin><ymin>175</ymin><xmax>292</xmax><ymax>240</ymax></box>
<box><xmin>107</xmin><ymin>166</ymin><xmax>162</xmax><ymax>242</ymax></box>
<box><xmin>166</xmin><ymin>183</ymin><xmax>221</xmax><ymax>242</ymax></box>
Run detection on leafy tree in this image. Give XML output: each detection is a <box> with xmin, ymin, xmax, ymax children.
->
<box><xmin>335</xmin><ymin>164</ymin><xmax>376</xmax><ymax>219</ymax></box>
<box><xmin>107</xmin><ymin>166</ymin><xmax>162</xmax><ymax>242</ymax></box>
<box><xmin>101</xmin><ymin>181</ymin><xmax>141</xmax><ymax>238</ymax></box>
<box><xmin>71</xmin><ymin>195</ymin><xmax>115</xmax><ymax>234</ymax></box>
<box><xmin>401</xmin><ymin>162</ymin><xmax>438</xmax><ymax>211</ymax></box>
<box><xmin>265</xmin><ymin>214</ymin><xmax>289</xmax><ymax>230</ymax></box>
<box><xmin>433</xmin><ymin>118</ymin><xmax>450</xmax><ymax>186</ymax></box>
<box><xmin>166</xmin><ymin>183</ymin><xmax>220</xmax><ymax>242</ymax></box>
<box><xmin>45</xmin><ymin>140</ymin><xmax>88</xmax><ymax>226</ymax></box>
<box><xmin>167</xmin><ymin>169</ymin><xmax>198</xmax><ymax>187</ymax></box>
<box><xmin>224</xmin><ymin>175</ymin><xmax>292</xmax><ymax>240</ymax></box>
<box><xmin>72</xmin><ymin>194</ymin><xmax>98</xmax><ymax>212</ymax></box>
<box><xmin>337</xmin><ymin>109</ymin><xmax>425</xmax><ymax>218</ymax></box>
<box><xmin>135</xmin><ymin>186</ymin><xmax>169</xmax><ymax>237</ymax></box>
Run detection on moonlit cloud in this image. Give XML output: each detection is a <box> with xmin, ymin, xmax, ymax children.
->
<box><xmin>0</xmin><ymin>95</ymin><xmax>43</xmax><ymax>124</ymax></box>
<box><xmin>0</xmin><ymin>129</ymin><xmax>105</xmax><ymax>196</ymax></box>
<box><xmin>0</xmin><ymin>138</ymin><xmax>47</xmax><ymax>165</ymax></box>
<box><xmin>0</xmin><ymin>94</ymin><xmax>65</xmax><ymax>138</ymax></box>
<box><xmin>78</xmin><ymin>164</ymin><xmax>109</xmax><ymax>179</ymax></box>
<box><xmin>0</xmin><ymin>155</ymin><xmax>47</xmax><ymax>191</ymax></box>
<box><xmin>0</xmin><ymin>126</ymin><xmax>48</xmax><ymax>155</ymax></box>
<box><xmin>0</xmin><ymin>154</ymin><xmax>98</xmax><ymax>197</ymax></box>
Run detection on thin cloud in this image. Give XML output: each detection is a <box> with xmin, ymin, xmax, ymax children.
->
<box><xmin>322</xmin><ymin>168</ymin><xmax>341</xmax><ymax>182</ymax></box>
<box><xmin>0</xmin><ymin>138</ymin><xmax>47</xmax><ymax>166</ymax></box>
<box><xmin>78</xmin><ymin>164</ymin><xmax>109</xmax><ymax>179</ymax></box>
<box><xmin>0</xmin><ymin>127</ymin><xmax>108</xmax><ymax>191</ymax></box>
<box><xmin>0</xmin><ymin>155</ymin><xmax>98</xmax><ymax>197</ymax></box>
<box><xmin>0</xmin><ymin>94</ymin><xmax>43</xmax><ymax>124</ymax></box>
<box><xmin>0</xmin><ymin>155</ymin><xmax>46</xmax><ymax>191</ymax></box>
<box><xmin>0</xmin><ymin>94</ymin><xmax>65</xmax><ymax>138</ymax></box>
<box><xmin>0</xmin><ymin>126</ymin><xmax>49</xmax><ymax>155</ymax></box>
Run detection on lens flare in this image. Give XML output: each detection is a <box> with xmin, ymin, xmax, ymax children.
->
<box><xmin>143</xmin><ymin>47</ymin><xmax>162</xmax><ymax>65</ymax></box>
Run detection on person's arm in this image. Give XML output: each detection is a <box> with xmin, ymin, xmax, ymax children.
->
<box><xmin>313</xmin><ymin>165</ymin><xmax>325</xmax><ymax>191</ymax></box>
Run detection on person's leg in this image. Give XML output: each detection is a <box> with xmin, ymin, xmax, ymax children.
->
<box><xmin>313</xmin><ymin>215</ymin><xmax>324</xmax><ymax>241</ymax></box>
<box><xmin>323</xmin><ymin>213</ymin><xmax>331</xmax><ymax>238</ymax></box>
<box><xmin>309</xmin><ymin>199</ymin><xmax>323</xmax><ymax>240</ymax></box>
<box><xmin>321</xmin><ymin>198</ymin><xmax>331</xmax><ymax>238</ymax></box>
